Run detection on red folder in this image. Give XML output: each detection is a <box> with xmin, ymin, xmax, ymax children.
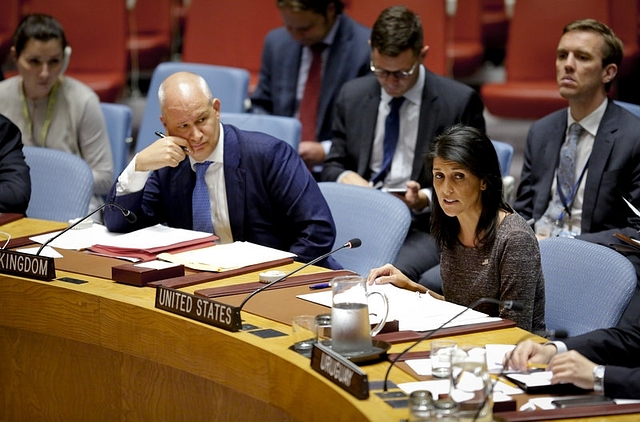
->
<box><xmin>88</xmin><ymin>235</ymin><xmax>218</xmax><ymax>261</ymax></box>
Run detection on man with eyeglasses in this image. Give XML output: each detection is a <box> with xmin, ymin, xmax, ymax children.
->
<box><xmin>322</xmin><ymin>5</ymin><xmax>485</xmax><ymax>284</ymax></box>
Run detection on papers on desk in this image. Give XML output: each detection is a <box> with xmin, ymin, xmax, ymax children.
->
<box><xmin>29</xmin><ymin>224</ymin><xmax>218</xmax><ymax>261</ymax></box>
<box><xmin>297</xmin><ymin>283</ymin><xmax>496</xmax><ymax>332</ymax></box>
<box><xmin>157</xmin><ymin>241</ymin><xmax>296</xmax><ymax>272</ymax></box>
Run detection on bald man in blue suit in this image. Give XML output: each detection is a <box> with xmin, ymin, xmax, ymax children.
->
<box><xmin>105</xmin><ymin>72</ymin><xmax>339</xmax><ymax>269</ymax></box>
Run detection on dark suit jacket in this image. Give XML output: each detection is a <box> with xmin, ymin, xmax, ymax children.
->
<box><xmin>565</xmin><ymin>324</ymin><xmax>640</xmax><ymax>398</ymax></box>
<box><xmin>322</xmin><ymin>71</ymin><xmax>485</xmax><ymax>229</ymax></box>
<box><xmin>250</xmin><ymin>14</ymin><xmax>370</xmax><ymax>142</ymax></box>
<box><xmin>0</xmin><ymin>114</ymin><xmax>30</xmax><ymax>213</ymax></box>
<box><xmin>104</xmin><ymin>124</ymin><xmax>339</xmax><ymax>268</ymax></box>
<box><xmin>514</xmin><ymin>102</ymin><xmax>640</xmax><ymax>277</ymax></box>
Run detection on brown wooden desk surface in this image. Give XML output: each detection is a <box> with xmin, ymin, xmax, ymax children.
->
<box><xmin>1</xmin><ymin>218</ymin><xmax>638</xmax><ymax>421</ymax></box>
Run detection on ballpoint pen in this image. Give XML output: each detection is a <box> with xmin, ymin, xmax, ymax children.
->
<box><xmin>309</xmin><ymin>282</ymin><xmax>331</xmax><ymax>290</ymax></box>
<box><xmin>155</xmin><ymin>131</ymin><xmax>191</xmax><ymax>153</ymax></box>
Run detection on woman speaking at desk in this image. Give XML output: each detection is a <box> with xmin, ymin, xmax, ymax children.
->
<box><xmin>0</xmin><ymin>14</ymin><xmax>113</xmax><ymax>212</ymax></box>
<box><xmin>368</xmin><ymin>124</ymin><xmax>546</xmax><ymax>334</ymax></box>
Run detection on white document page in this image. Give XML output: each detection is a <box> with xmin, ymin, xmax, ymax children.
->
<box><xmin>297</xmin><ymin>283</ymin><xmax>497</xmax><ymax>332</ymax></box>
<box><xmin>157</xmin><ymin>241</ymin><xmax>296</xmax><ymax>271</ymax></box>
<box><xmin>29</xmin><ymin>224</ymin><xmax>118</xmax><ymax>250</ymax></box>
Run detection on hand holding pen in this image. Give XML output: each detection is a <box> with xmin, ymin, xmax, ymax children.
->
<box><xmin>155</xmin><ymin>131</ymin><xmax>191</xmax><ymax>153</ymax></box>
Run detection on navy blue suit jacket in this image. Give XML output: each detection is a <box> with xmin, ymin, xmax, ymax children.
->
<box><xmin>104</xmin><ymin>124</ymin><xmax>339</xmax><ymax>268</ymax></box>
<box><xmin>250</xmin><ymin>14</ymin><xmax>370</xmax><ymax>142</ymax></box>
<box><xmin>0</xmin><ymin>114</ymin><xmax>30</xmax><ymax>213</ymax></box>
<box><xmin>565</xmin><ymin>323</ymin><xmax>640</xmax><ymax>398</ymax></box>
<box><xmin>514</xmin><ymin>102</ymin><xmax>640</xmax><ymax>278</ymax></box>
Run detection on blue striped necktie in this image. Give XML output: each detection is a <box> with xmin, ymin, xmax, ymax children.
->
<box><xmin>192</xmin><ymin>161</ymin><xmax>214</xmax><ymax>233</ymax></box>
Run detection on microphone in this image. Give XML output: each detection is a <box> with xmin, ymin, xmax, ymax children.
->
<box><xmin>36</xmin><ymin>202</ymin><xmax>137</xmax><ymax>256</ymax></box>
<box><xmin>382</xmin><ymin>297</ymin><xmax>524</xmax><ymax>392</ymax></box>
<box><xmin>238</xmin><ymin>238</ymin><xmax>362</xmax><ymax>310</ymax></box>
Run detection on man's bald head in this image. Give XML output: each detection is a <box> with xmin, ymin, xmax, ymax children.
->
<box><xmin>158</xmin><ymin>72</ymin><xmax>214</xmax><ymax>114</ymax></box>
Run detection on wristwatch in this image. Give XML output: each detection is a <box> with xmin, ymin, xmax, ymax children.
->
<box><xmin>593</xmin><ymin>365</ymin><xmax>605</xmax><ymax>393</ymax></box>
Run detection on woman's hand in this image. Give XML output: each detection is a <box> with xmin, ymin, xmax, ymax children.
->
<box><xmin>367</xmin><ymin>263</ymin><xmax>427</xmax><ymax>293</ymax></box>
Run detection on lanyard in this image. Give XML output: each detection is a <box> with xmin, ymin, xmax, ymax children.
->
<box><xmin>20</xmin><ymin>80</ymin><xmax>59</xmax><ymax>147</ymax></box>
<box><xmin>556</xmin><ymin>156</ymin><xmax>590</xmax><ymax>220</ymax></box>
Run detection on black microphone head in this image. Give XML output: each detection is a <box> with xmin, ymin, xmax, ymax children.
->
<box><xmin>503</xmin><ymin>300</ymin><xmax>524</xmax><ymax>312</ymax></box>
<box><xmin>346</xmin><ymin>238</ymin><xmax>362</xmax><ymax>249</ymax></box>
<box><xmin>124</xmin><ymin>210</ymin><xmax>137</xmax><ymax>223</ymax></box>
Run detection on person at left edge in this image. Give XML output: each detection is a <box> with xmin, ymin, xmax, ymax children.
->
<box><xmin>0</xmin><ymin>114</ymin><xmax>30</xmax><ymax>214</ymax></box>
<box><xmin>104</xmin><ymin>72</ymin><xmax>340</xmax><ymax>269</ymax></box>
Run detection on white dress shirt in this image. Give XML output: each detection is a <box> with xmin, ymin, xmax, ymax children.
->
<box><xmin>115</xmin><ymin>123</ymin><xmax>233</xmax><ymax>243</ymax></box>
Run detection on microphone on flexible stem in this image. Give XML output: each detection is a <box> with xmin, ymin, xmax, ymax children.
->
<box><xmin>36</xmin><ymin>202</ymin><xmax>137</xmax><ymax>256</ymax></box>
<box><xmin>382</xmin><ymin>297</ymin><xmax>524</xmax><ymax>392</ymax></box>
<box><xmin>238</xmin><ymin>238</ymin><xmax>362</xmax><ymax>311</ymax></box>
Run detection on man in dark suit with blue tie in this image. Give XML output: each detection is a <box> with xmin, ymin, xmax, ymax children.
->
<box><xmin>251</xmin><ymin>0</ymin><xmax>370</xmax><ymax>173</ymax></box>
<box><xmin>104</xmin><ymin>72</ymin><xmax>339</xmax><ymax>269</ymax></box>
<box><xmin>322</xmin><ymin>5</ymin><xmax>485</xmax><ymax>282</ymax></box>
<box><xmin>513</xmin><ymin>19</ymin><xmax>640</xmax><ymax>327</ymax></box>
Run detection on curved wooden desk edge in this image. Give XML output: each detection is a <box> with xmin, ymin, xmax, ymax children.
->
<box><xmin>0</xmin><ymin>271</ymin><xmax>403</xmax><ymax>421</ymax></box>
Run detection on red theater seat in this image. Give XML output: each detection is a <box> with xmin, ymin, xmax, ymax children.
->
<box><xmin>127</xmin><ymin>0</ymin><xmax>172</xmax><ymax>73</ymax></box>
<box><xmin>450</xmin><ymin>0</ymin><xmax>485</xmax><ymax>78</ymax></box>
<box><xmin>480</xmin><ymin>0</ymin><xmax>608</xmax><ymax>119</ymax></box>
<box><xmin>181</xmin><ymin>0</ymin><xmax>282</xmax><ymax>91</ymax></box>
<box><xmin>0</xmin><ymin>0</ymin><xmax>19</xmax><ymax>70</ymax></box>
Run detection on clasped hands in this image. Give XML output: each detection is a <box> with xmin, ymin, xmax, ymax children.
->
<box><xmin>504</xmin><ymin>340</ymin><xmax>600</xmax><ymax>390</ymax></box>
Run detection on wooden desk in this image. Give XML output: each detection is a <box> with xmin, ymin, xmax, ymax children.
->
<box><xmin>1</xmin><ymin>219</ymin><xmax>638</xmax><ymax>421</ymax></box>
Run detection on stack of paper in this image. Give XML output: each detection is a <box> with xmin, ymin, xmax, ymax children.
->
<box><xmin>157</xmin><ymin>241</ymin><xmax>296</xmax><ymax>272</ymax></box>
<box><xmin>87</xmin><ymin>225</ymin><xmax>218</xmax><ymax>261</ymax></box>
<box><xmin>297</xmin><ymin>283</ymin><xmax>496</xmax><ymax>332</ymax></box>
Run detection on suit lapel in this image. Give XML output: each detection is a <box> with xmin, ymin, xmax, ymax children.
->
<box><xmin>582</xmin><ymin>104</ymin><xmax>618</xmax><ymax>230</ymax></box>
<box><xmin>535</xmin><ymin>116</ymin><xmax>566</xmax><ymax>216</ymax></box>
<box><xmin>358</xmin><ymin>83</ymin><xmax>381</xmax><ymax>177</ymax></box>
<box><xmin>222</xmin><ymin>125</ymin><xmax>246</xmax><ymax>240</ymax></box>
<box><xmin>281</xmin><ymin>42</ymin><xmax>303</xmax><ymax>116</ymax></box>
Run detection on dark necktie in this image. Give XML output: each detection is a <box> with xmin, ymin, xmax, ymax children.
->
<box><xmin>192</xmin><ymin>161</ymin><xmax>214</xmax><ymax>233</ymax></box>
<box><xmin>558</xmin><ymin>123</ymin><xmax>584</xmax><ymax>200</ymax></box>
<box><xmin>299</xmin><ymin>43</ymin><xmax>326</xmax><ymax>142</ymax></box>
<box><xmin>370</xmin><ymin>96</ymin><xmax>406</xmax><ymax>185</ymax></box>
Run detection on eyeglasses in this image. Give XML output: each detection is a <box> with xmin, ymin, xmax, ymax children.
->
<box><xmin>370</xmin><ymin>61</ymin><xmax>419</xmax><ymax>80</ymax></box>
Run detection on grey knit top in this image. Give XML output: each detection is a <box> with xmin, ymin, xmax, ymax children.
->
<box><xmin>441</xmin><ymin>212</ymin><xmax>546</xmax><ymax>334</ymax></box>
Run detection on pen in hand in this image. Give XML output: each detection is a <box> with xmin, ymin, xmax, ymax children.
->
<box><xmin>155</xmin><ymin>131</ymin><xmax>191</xmax><ymax>153</ymax></box>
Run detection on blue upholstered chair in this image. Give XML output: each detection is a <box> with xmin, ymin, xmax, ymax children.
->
<box><xmin>220</xmin><ymin>112</ymin><xmax>301</xmax><ymax>150</ymax></box>
<box><xmin>614</xmin><ymin>100</ymin><xmax>640</xmax><ymax>119</ymax></box>
<box><xmin>23</xmin><ymin>146</ymin><xmax>93</xmax><ymax>222</ymax></box>
<box><xmin>539</xmin><ymin>236</ymin><xmax>637</xmax><ymax>337</ymax></box>
<box><xmin>100</xmin><ymin>102</ymin><xmax>133</xmax><ymax>180</ymax></box>
<box><xmin>318</xmin><ymin>182</ymin><xmax>412</xmax><ymax>276</ymax></box>
<box><xmin>135</xmin><ymin>62</ymin><xmax>250</xmax><ymax>154</ymax></box>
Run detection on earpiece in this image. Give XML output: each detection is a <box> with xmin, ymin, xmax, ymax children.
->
<box><xmin>61</xmin><ymin>46</ymin><xmax>71</xmax><ymax>75</ymax></box>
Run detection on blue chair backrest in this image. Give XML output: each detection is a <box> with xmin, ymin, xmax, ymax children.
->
<box><xmin>23</xmin><ymin>146</ymin><xmax>93</xmax><ymax>222</ymax></box>
<box><xmin>491</xmin><ymin>139</ymin><xmax>514</xmax><ymax>178</ymax></box>
<box><xmin>614</xmin><ymin>100</ymin><xmax>640</xmax><ymax>119</ymax></box>
<box><xmin>136</xmin><ymin>62</ymin><xmax>250</xmax><ymax>154</ymax></box>
<box><xmin>318</xmin><ymin>182</ymin><xmax>412</xmax><ymax>276</ymax></box>
<box><xmin>100</xmin><ymin>102</ymin><xmax>132</xmax><ymax>180</ymax></box>
<box><xmin>540</xmin><ymin>237</ymin><xmax>637</xmax><ymax>337</ymax></box>
<box><xmin>220</xmin><ymin>112</ymin><xmax>301</xmax><ymax>150</ymax></box>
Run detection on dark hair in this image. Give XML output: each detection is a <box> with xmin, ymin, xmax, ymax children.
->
<box><xmin>276</xmin><ymin>0</ymin><xmax>344</xmax><ymax>15</ymax></box>
<box><xmin>563</xmin><ymin>19</ymin><xmax>624</xmax><ymax>92</ymax></box>
<box><xmin>370</xmin><ymin>5</ymin><xmax>423</xmax><ymax>57</ymax></box>
<box><xmin>13</xmin><ymin>14</ymin><xmax>67</xmax><ymax>57</ymax></box>
<box><xmin>426</xmin><ymin>124</ymin><xmax>512</xmax><ymax>250</ymax></box>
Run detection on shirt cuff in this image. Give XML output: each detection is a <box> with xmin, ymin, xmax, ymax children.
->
<box><xmin>115</xmin><ymin>154</ymin><xmax>151</xmax><ymax>195</ymax></box>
